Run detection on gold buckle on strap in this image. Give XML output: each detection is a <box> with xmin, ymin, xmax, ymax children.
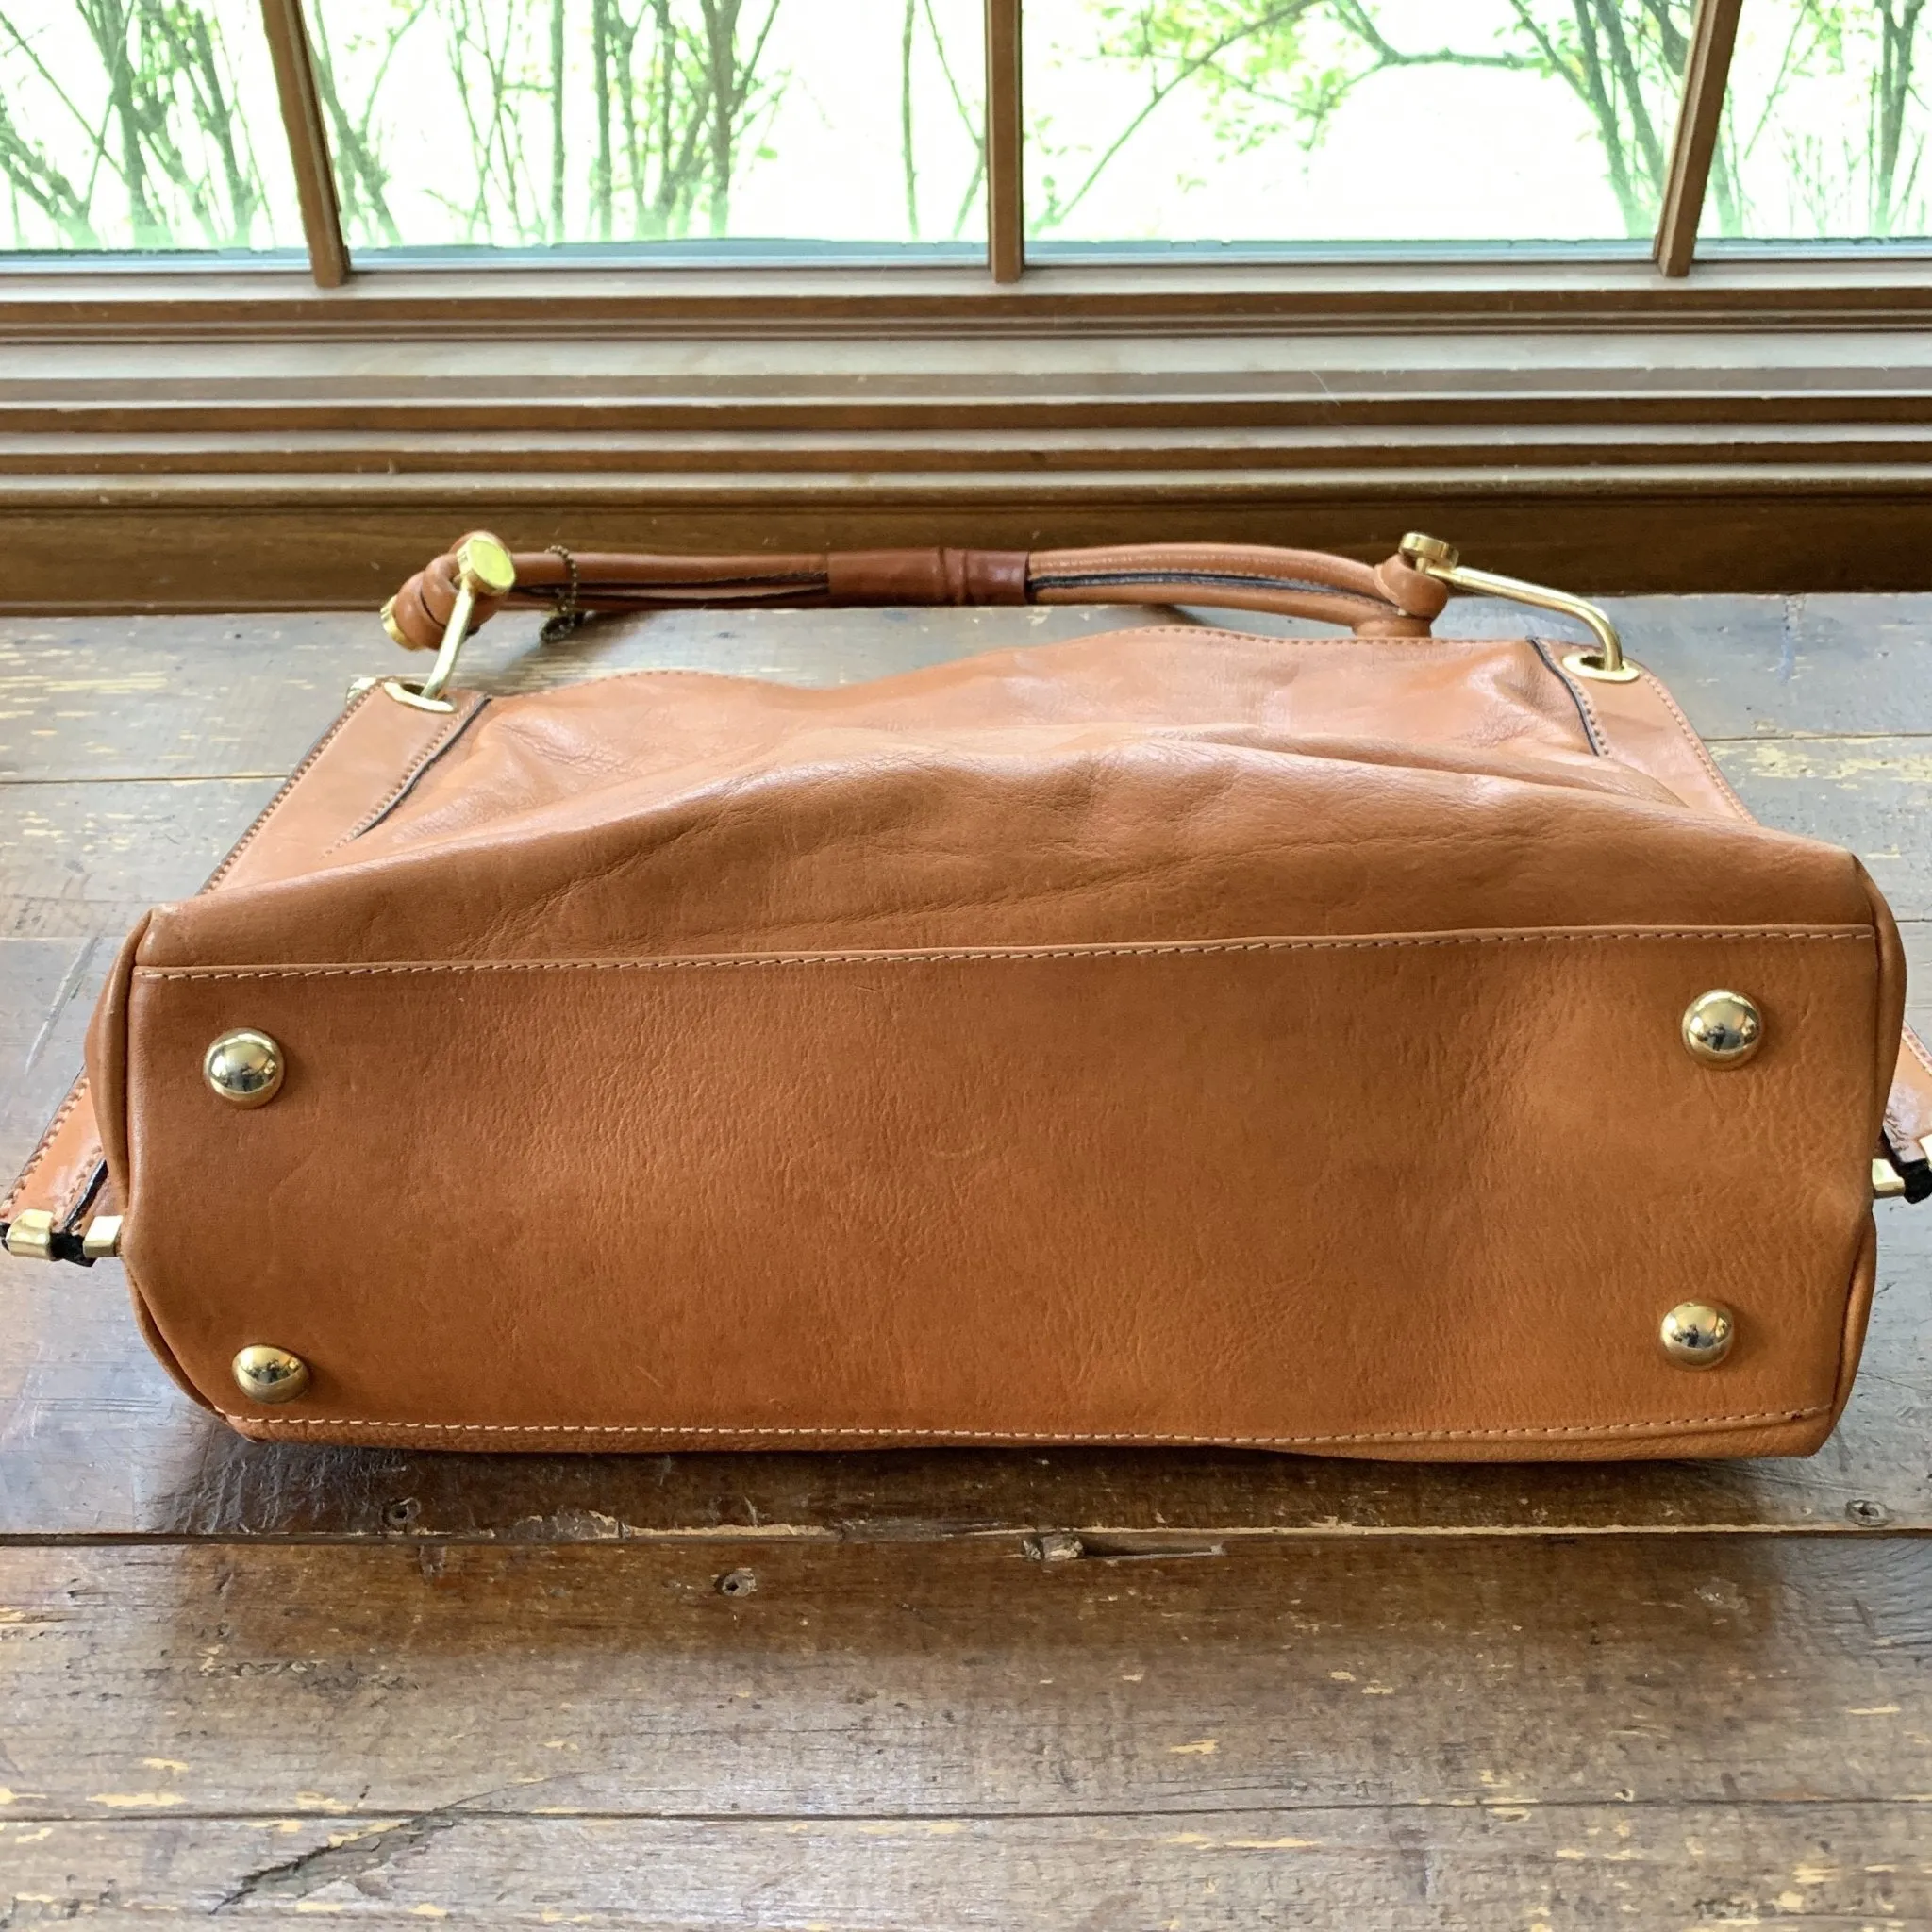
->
<box><xmin>1400</xmin><ymin>534</ymin><xmax>1640</xmax><ymax>683</ymax></box>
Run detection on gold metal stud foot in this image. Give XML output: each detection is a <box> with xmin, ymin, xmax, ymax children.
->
<box><xmin>4</xmin><ymin>1208</ymin><xmax>56</xmax><ymax>1259</ymax></box>
<box><xmin>81</xmin><ymin>1214</ymin><xmax>123</xmax><ymax>1259</ymax></box>
<box><xmin>232</xmin><ymin>1345</ymin><xmax>311</xmax><ymax>1404</ymax></box>
<box><xmin>1681</xmin><ymin>991</ymin><xmax>1763</xmax><ymax>1067</ymax></box>
<box><xmin>1660</xmin><ymin>1302</ymin><xmax>1736</xmax><ymax>1368</ymax></box>
<box><xmin>204</xmin><ymin>1029</ymin><xmax>285</xmax><ymax>1108</ymax></box>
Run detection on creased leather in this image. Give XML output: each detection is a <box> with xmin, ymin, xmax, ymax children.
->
<box><xmin>20</xmin><ymin>601</ymin><xmax>1895</xmax><ymax>1464</ymax></box>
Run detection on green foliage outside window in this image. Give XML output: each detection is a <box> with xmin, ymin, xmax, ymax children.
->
<box><xmin>1</xmin><ymin>0</ymin><xmax>1928</xmax><ymax>254</ymax></box>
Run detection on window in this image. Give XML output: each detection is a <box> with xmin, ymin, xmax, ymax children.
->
<box><xmin>6</xmin><ymin>1</ymin><xmax>1929</xmax><ymax>275</ymax></box>
<box><xmin>4</xmin><ymin>4</ymin><xmax>1927</xmax><ymax>613</ymax></box>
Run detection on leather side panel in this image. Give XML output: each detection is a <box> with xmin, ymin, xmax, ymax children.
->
<box><xmin>2</xmin><ymin>688</ymin><xmax>488</xmax><ymax>1244</ymax></box>
<box><xmin>122</xmin><ymin>924</ymin><xmax>1882</xmax><ymax>1459</ymax></box>
<box><xmin>1583</xmin><ymin>660</ymin><xmax>1929</xmax><ymax>1183</ymax></box>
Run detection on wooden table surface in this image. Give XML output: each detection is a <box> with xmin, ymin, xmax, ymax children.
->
<box><xmin>3</xmin><ymin>596</ymin><xmax>1929</xmax><ymax>1926</ymax></box>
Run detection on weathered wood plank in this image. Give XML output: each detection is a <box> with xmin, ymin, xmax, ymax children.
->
<box><xmin>0</xmin><ymin>936</ymin><xmax>100</xmax><ymax>1171</ymax></box>
<box><xmin>2</xmin><ymin>1540</ymin><xmax>1928</xmax><ymax>1820</ymax></box>
<box><xmin>0</xmin><ymin>614</ymin><xmax>364</xmax><ymax>783</ymax></box>
<box><xmin>0</xmin><ymin>778</ymin><xmax>279</xmax><ymax>938</ymax></box>
<box><xmin>1610</xmin><ymin>591</ymin><xmax>1932</xmax><ymax>740</ymax></box>
<box><xmin>1712</xmin><ymin>737</ymin><xmax>1932</xmax><ymax>918</ymax></box>
<box><xmin>7</xmin><ymin>1805</ymin><xmax>1928</xmax><ymax>1927</ymax></box>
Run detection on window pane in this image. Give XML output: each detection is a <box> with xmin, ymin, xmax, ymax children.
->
<box><xmin>0</xmin><ymin>0</ymin><xmax>304</xmax><ymax>254</ymax></box>
<box><xmin>1023</xmin><ymin>0</ymin><xmax>1695</xmax><ymax>248</ymax></box>
<box><xmin>1705</xmin><ymin>0</ymin><xmax>1932</xmax><ymax>239</ymax></box>
<box><xmin>308</xmin><ymin>0</ymin><xmax>986</xmax><ymax>256</ymax></box>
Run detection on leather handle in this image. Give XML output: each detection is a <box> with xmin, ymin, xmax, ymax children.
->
<box><xmin>383</xmin><ymin>537</ymin><xmax>1453</xmax><ymax>653</ymax></box>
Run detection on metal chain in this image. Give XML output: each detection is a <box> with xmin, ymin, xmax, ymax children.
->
<box><xmin>540</xmin><ymin>543</ymin><xmax>588</xmax><ymax>645</ymax></box>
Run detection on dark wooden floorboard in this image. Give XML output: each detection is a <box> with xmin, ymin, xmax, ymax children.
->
<box><xmin>6</xmin><ymin>1538</ymin><xmax>1932</xmax><ymax>1816</ymax></box>
<box><xmin>4</xmin><ymin>595</ymin><xmax>1929</xmax><ymax>1924</ymax></box>
<box><xmin>9</xmin><ymin>1807</ymin><xmax>1929</xmax><ymax>1930</ymax></box>
<box><xmin>2</xmin><ymin>1538</ymin><xmax>1930</xmax><ymax>1924</ymax></box>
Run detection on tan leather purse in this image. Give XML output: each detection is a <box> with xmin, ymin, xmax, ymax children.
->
<box><xmin>8</xmin><ymin>532</ymin><xmax>1927</xmax><ymax>1459</ymax></box>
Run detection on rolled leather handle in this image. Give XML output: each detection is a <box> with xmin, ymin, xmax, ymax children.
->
<box><xmin>384</xmin><ymin>536</ymin><xmax>1452</xmax><ymax>652</ymax></box>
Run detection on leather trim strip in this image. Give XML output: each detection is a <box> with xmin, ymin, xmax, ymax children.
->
<box><xmin>133</xmin><ymin>926</ymin><xmax>1875</xmax><ymax>987</ymax></box>
<box><xmin>216</xmin><ymin>1405</ymin><xmax>1831</xmax><ymax>1445</ymax></box>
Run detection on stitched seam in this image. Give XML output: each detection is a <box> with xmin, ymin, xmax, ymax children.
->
<box><xmin>55</xmin><ymin>1151</ymin><xmax>105</xmax><ymax>1225</ymax></box>
<box><xmin>1638</xmin><ymin>669</ymin><xmax>1757</xmax><ymax>823</ymax></box>
<box><xmin>203</xmin><ymin>687</ymin><xmax>375</xmax><ymax>891</ymax></box>
<box><xmin>216</xmin><ymin>1407</ymin><xmax>1829</xmax><ymax>1442</ymax></box>
<box><xmin>1031</xmin><ymin>572</ymin><xmax>1391</xmax><ymax>612</ymax></box>
<box><xmin>134</xmin><ymin>928</ymin><xmax>1874</xmax><ymax>984</ymax></box>
<box><xmin>1903</xmin><ymin>1024</ymin><xmax>1932</xmax><ymax>1082</ymax></box>
<box><xmin>1106</xmin><ymin>626</ymin><xmax>1481</xmax><ymax>651</ymax></box>
<box><xmin>1</xmin><ymin>1076</ymin><xmax>89</xmax><ymax>1222</ymax></box>
<box><xmin>1056</xmin><ymin>546</ymin><xmax>1385</xmax><ymax>593</ymax></box>
<box><xmin>1527</xmin><ymin>637</ymin><xmax>1608</xmax><ymax>757</ymax></box>
<box><xmin>57</xmin><ymin>1158</ymin><xmax>107</xmax><ymax>1234</ymax></box>
<box><xmin>1557</xmin><ymin>654</ymin><xmax>1610</xmax><ymax>748</ymax></box>
<box><xmin>328</xmin><ymin>693</ymin><xmax>485</xmax><ymax>851</ymax></box>
<box><xmin>525</xmin><ymin>631</ymin><xmax>1522</xmax><ymax>694</ymax></box>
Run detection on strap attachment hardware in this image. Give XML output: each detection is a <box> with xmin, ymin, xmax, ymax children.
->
<box><xmin>380</xmin><ymin>531</ymin><xmax>518</xmax><ymax>711</ymax></box>
<box><xmin>1400</xmin><ymin>533</ymin><xmax>1640</xmax><ymax>683</ymax></box>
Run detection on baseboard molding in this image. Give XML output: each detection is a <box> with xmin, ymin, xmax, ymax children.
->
<box><xmin>6</xmin><ymin>307</ymin><xmax>1932</xmax><ymax>608</ymax></box>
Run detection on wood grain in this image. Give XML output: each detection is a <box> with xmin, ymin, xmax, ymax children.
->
<box><xmin>984</xmin><ymin>0</ymin><xmax>1024</xmax><ymax>285</ymax></box>
<box><xmin>12</xmin><ymin>314</ymin><xmax>1932</xmax><ymax>608</ymax></box>
<box><xmin>7</xmin><ymin>1806</ymin><xmax>1928</xmax><ymax>1928</ymax></box>
<box><xmin>258</xmin><ymin>0</ymin><xmax>349</xmax><ymax>290</ymax></box>
<box><xmin>3</xmin><ymin>1538</ymin><xmax>1929</xmax><ymax>1818</ymax></box>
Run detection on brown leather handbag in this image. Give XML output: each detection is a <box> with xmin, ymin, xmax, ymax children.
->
<box><xmin>7</xmin><ymin>532</ymin><xmax>1927</xmax><ymax>1459</ymax></box>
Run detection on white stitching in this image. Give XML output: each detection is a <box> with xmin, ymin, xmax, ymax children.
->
<box><xmin>134</xmin><ymin>927</ymin><xmax>1873</xmax><ymax>985</ymax></box>
<box><xmin>1636</xmin><ymin>668</ymin><xmax>1757</xmax><ymax>822</ymax></box>
<box><xmin>217</xmin><ymin>1407</ymin><xmax>1829</xmax><ymax>1443</ymax></box>
<box><xmin>2</xmin><ymin>1077</ymin><xmax>90</xmax><ymax>1222</ymax></box>
<box><xmin>327</xmin><ymin>692</ymin><xmax>484</xmax><ymax>851</ymax></box>
<box><xmin>204</xmin><ymin>688</ymin><xmax>375</xmax><ymax>891</ymax></box>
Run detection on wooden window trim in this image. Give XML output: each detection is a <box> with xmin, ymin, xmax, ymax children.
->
<box><xmin>5</xmin><ymin>253</ymin><xmax>1932</xmax><ymax>610</ymax></box>
<box><xmin>1654</xmin><ymin>0</ymin><xmax>1742</xmax><ymax>277</ymax></box>
<box><xmin>8</xmin><ymin>250</ymin><xmax>1932</xmax><ymax>336</ymax></box>
<box><xmin>4</xmin><ymin>0</ymin><xmax>1929</xmax><ymax>608</ymax></box>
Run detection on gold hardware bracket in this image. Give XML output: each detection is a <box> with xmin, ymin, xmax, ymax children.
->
<box><xmin>4</xmin><ymin>1208</ymin><xmax>56</xmax><ymax>1260</ymax></box>
<box><xmin>81</xmin><ymin>1214</ymin><xmax>124</xmax><ymax>1260</ymax></box>
<box><xmin>383</xmin><ymin>531</ymin><xmax>517</xmax><ymax>711</ymax></box>
<box><xmin>1400</xmin><ymin>533</ymin><xmax>1641</xmax><ymax>683</ymax></box>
